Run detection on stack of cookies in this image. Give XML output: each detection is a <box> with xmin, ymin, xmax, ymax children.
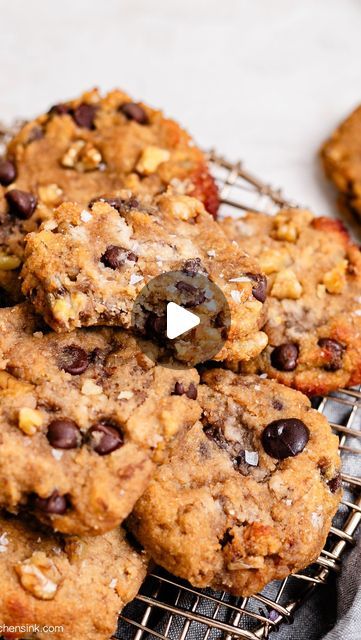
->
<box><xmin>0</xmin><ymin>88</ymin><xmax>358</xmax><ymax>639</ymax></box>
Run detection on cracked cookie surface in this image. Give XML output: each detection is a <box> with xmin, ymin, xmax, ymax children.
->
<box><xmin>21</xmin><ymin>193</ymin><xmax>267</xmax><ymax>364</ymax></box>
<box><xmin>0</xmin><ymin>304</ymin><xmax>200</xmax><ymax>535</ymax></box>
<box><xmin>321</xmin><ymin>105</ymin><xmax>361</xmax><ymax>218</ymax></box>
<box><xmin>221</xmin><ymin>208</ymin><xmax>361</xmax><ymax>395</ymax></box>
<box><xmin>129</xmin><ymin>368</ymin><xmax>341</xmax><ymax>596</ymax></box>
<box><xmin>0</xmin><ymin>513</ymin><xmax>148</xmax><ymax>640</ymax></box>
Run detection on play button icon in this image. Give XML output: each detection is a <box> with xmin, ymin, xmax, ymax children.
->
<box><xmin>166</xmin><ymin>302</ymin><xmax>200</xmax><ymax>340</ymax></box>
<box><xmin>131</xmin><ymin>269</ymin><xmax>231</xmax><ymax>368</ymax></box>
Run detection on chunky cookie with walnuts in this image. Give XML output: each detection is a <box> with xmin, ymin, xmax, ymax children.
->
<box><xmin>129</xmin><ymin>368</ymin><xmax>341</xmax><ymax>596</ymax></box>
<box><xmin>21</xmin><ymin>193</ymin><xmax>268</xmax><ymax>365</ymax></box>
<box><xmin>0</xmin><ymin>304</ymin><xmax>200</xmax><ymax>536</ymax></box>
<box><xmin>221</xmin><ymin>208</ymin><xmax>361</xmax><ymax>395</ymax></box>
<box><xmin>0</xmin><ymin>513</ymin><xmax>148</xmax><ymax>640</ymax></box>
<box><xmin>321</xmin><ymin>105</ymin><xmax>361</xmax><ymax>218</ymax></box>
<box><xmin>0</xmin><ymin>87</ymin><xmax>218</xmax><ymax>263</ymax></box>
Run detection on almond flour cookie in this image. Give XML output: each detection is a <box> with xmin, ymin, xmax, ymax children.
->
<box><xmin>0</xmin><ymin>304</ymin><xmax>200</xmax><ymax>536</ymax></box>
<box><xmin>129</xmin><ymin>368</ymin><xmax>341</xmax><ymax>596</ymax></box>
<box><xmin>221</xmin><ymin>208</ymin><xmax>361</xmax><ymax>395</ymax></box>
<box><xmin>321</xmin><ymin>105</ymin><xmax>361</xmax><ymax>218</ymax></box>
<box><xmin>0</xmin><ymin>88</ymin><xmax>218</xmax><ymax>271</ymax></box>
<box><xmin>0</xmin><ymin>513</ymin><xmax>148</xmax><ymax>640</ymax></box>
<box><xmin>21</xmin><ymin>193</ymin><xmax>268</xmax><ymax>364</ymax></box>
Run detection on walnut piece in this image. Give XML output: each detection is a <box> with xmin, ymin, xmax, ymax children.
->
<box><xmin>15</xmin><ymin>552</ymin><xmax>61</xmax><ymax>600</ymax></box>
<box><xmin>136</xmin><ymin>146</ymin><xmax>170</xmax><ymax>175</ymax></box>
<box><xmin>0</xmin><ymin>253</ymin><xmax>21</xmax><ymax>271</ymax></box>
<box><xmin>323</xmin><ymin>260</ymin><xmax>347</xmax><ymax>294</ymax></box>
<box><xmin>18</xmin><ymin>407</ymin><xmax>44</xmax><ymax>436</ymax></box>
<box><xmin>271</xmin><ymin>269</ymin><xmax>303</xmax><ymax>300</ymax></box>
<box><xmin>158</xmin><ymin>194</ymin><xmax>204</xmax><ymax>221</ymax></box>
<box><xmin>38</xmin><ymin>183</ymin><xmax>63</xmax><ymax>206</ymax></box>
<box><xmin>61</xmin><ymin>140</ymin><xmax>102</xmax><ymax>171</ymax></box>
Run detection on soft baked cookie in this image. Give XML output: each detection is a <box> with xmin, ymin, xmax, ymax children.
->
<box><xmin>129</xmin><ymin>368</ymin><xmax>341</xmax><ymax>596</ymax></box>
<box><xmin>321</xmin><ymin>105</ymin><xmax>361</xmax><ymax>218</ymax></box>
<box><xmin>21</xmin><ymin>193</ymin><xmax>268</xmax><ymax>364</ymax></box>
<box><xmin>0</xmin><ymin>88</ymin><xmax>218</xmax><ymax>268</ymax></box>
<box><xmin>221</xmin><ymin>208</ymin><xmax>361</xmax><ymax>395</ymax></box>
<box><xmin>0</xmin><ymin>513</ymin><xmax>147</xmax><ymax>640</ymax></box>
<box><xmin>0</xmin><ymin>304</ymin><xmax>200</xmax><ymax>535</ymax></box>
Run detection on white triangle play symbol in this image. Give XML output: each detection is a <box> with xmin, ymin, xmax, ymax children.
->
<box><xmin>166</xmin><ymin>302</ymin><xmax>200</xmax><ymax>340</ymax></box>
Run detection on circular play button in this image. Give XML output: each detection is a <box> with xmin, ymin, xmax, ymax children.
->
<box><xmin>131</xmin><ymin>268</ymin><xmax>231</xmax><ymax>368</ymax></box>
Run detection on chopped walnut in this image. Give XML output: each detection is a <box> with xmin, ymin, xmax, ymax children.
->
<box><xmin>61</xmin><ymin>140</ymin><xmax>102</xmax><ymax>171</ymax></box>
<box><xmin>271</xmin><ymin>214</ymin><xmax>298</xmax><ymax>243</ymax></box>
<box><xmin>158</xmin><ymin>194</ymin><xmax>204</xmax><ymax>220</ymax></box>
<box><xmin>259</xmin><ymin>249</ymin><xmax>287</xmax><ymax>274</ymax></box>
<box><xmin>81</xmin><ymin>379</ymin><xmax>103</xmax><ymax>396</ymax></box>
<box><xmin>136</xmin><ymin>145</ymin><xmax>170</xmax><ymax>175</ymax></box>
<box><xmin>52</xmin><ymin>292</ymin><xmax>87</xmax><ymax>326</ymax></box>
<box><xmin>271</xmin><ymin>269</ymin><xmax>303</xmax><ymax>299</ymax></box>
<box><xmin>0</xmin><ymin>253</ymin><xmax>21</xmax><ymax>271</ymax></box>
<box><xmin>38</xmin><ymin>183</ymin><xmax>63</xmax><ymax>206</ymax></box>
<box><xmin>323</xmin><ymin>260</ymin><xmax>348</xmax><ymax>294</ymax></box>
<box><xmin>15</xmin><ymin>552</ymin><xmax>61</xmax><ymax>600</ymax></box>
<box><xmin>18</xmin><ymin>407</ymin><xmax>44</xmax><ymax>436</ymax></box>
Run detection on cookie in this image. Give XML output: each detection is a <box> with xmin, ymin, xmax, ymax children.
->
<box><xmin>221</xmin><ymin>208</ymin><xmax>361</xmax><ymax>395</ymax></box>
<box><xmin>321</xmin><ymin>105</ymin><xmax>361</xmax><ymax>218</ymax></box>
<box><xmin>21</xmin><ymin>193</ymin><xmax>268</xmax><ymax>364</ymax></box>
<box><xmin>129</xmin><ymin>368</ymin><xmax>341</xmax><ymax>596</ymax></box>
<box><xmin>0</xmin><ymin>513</ymin><xmax>147</xmax><ymax>640</ymax></box>
<box><xmin>0</xmin><ymin>88</ymin><xmax>218</xmax><ymax>271</ymax></box>
<box><xmin>0</xmin><ymin>304</ymin><xmax>200</xmax><ymax>535</ymax></box>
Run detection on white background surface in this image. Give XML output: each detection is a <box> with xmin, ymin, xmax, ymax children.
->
<box><xmin>1</xmin><ymin>0</ymin><xmax>361</xmax><ymax>230</ymax></box>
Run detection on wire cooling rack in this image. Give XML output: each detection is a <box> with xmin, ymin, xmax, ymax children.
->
<box><xmin>0</xmin><ymin>122</ymin><xmax>359</xmax><ymax>639</ymax></box>
<box><xmin>117</xmin><ymin>151</ymin><xmax>361</xmax><ymax>640</ymax></box>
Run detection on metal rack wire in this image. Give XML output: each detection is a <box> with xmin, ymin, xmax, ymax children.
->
<box><xmin>0</xmin><ymin>121</ymin><xmax>359</xmax><ymax>639</ymax></box>
<box><xmin>116</xmin><ymin>151</ymin><xmax>361</xmax><ymax>640</ymax></box>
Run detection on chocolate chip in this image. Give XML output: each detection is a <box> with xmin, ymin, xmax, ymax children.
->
<box><xmin>246</xmin><ymin>273</ymin><xmax>267</xmax><ymax>303</ymax></box>
<box><xmin>60</xmin><ymin>345</ymin><xmax>89</xmax><ymax>375</ymax></box>
<box><xmin>5</xmin><ymin>189</ymin><xmax>37</xmax><ymax>219</ymax></box>
<box><xmin>145</xmin><ymin>313</ymin><xmax>166</xmax><ymax>337</ymax></box>
<box><xmin>272</xmin><ymin>399</ymin><xmax>284</xmax><ymax>411</ymax></box>
<box><xmin>101</xmin><ymin>245</ymin><xmax>138</xmax><ymax>269</ymax></box>
<box><xmin>34</xmin><ymin>491</ymin><xmax>68</xmax><ymax>515</ymax></box>
<box><xmin>186</xmin><ymin>383</ymin><xmax>198</xmax><ymax>399</ymax></box>
<box><xmin>27</xmin><ymin>126</ymin><xmax>44</xmax><ymax>143</ymax></box>
<box><xmin>47</xmin><ymin>419</ymin><xmax>81</xmax><ymax>449</ymax></box>
<box><xmin>88</xmin><ymin>423</ymin><xmax>124</xmax><ymax>455</ymax></box>
<box><xmin>120</xmin><ymin>102</ymin><xmax>149</xmax><ymax>125</ymax></box>
<box><xmin>49</xmin><ymin>103</ymin><xmax>71</xmax><ymax>116</ymax></box>
<box><xmin>172</xmin><ymin>381</ymin><xmax>197</xmax><ymax>399</ymax></box>
<box><xmin>271</xmin><ymin>343</ymin><xmax>299</xmax><ymax>371</ymax></box>
<box><xmin>328</xmin><ymin>473</ymin><xmax>342</xmax><ymax>493</ymax></box>
<box><xmin>182</xmin><ymin>258</ymin><xmax>207</xmax><ymax>277</ymax></box>
<box><xmin>318</xmin><ymin>338</ymin><xmax>344</xmax><ymax>371</ymax></box>
<box><xmin>0</xmin><ymin>159</ymin><xmax>16</xmax><ymax>186</ymax></box>
<box><xmin>89</xmin><ymin>196</ymin><xmax>140</xmax><ymax>213</ymax></box>
<box><xmin>175</xmin><ymin>280</ymin><xmax>206</xmax><ymax>307</ymax></box>
<box><xmin>261</xmin><ymin>418</ymin><xmax>309</xmax><ymax>459</ymax></box>
<box><xmin>72</xmin><ymin>103</ymin><xmax>97</xmax><ymax>129</ymax></box>
<box><xmin>219</xmin><ymin>528</ymin><xmax>234</xmax><ymax>547</ymax></box>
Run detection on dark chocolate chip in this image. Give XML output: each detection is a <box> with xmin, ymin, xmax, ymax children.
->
<box><xmin>172</xmin><ymin>381</ymin><xmax>185</xmax><ymax>396</ymax></box>
<box><xmin>219</xmin><ymin>528</ymin><xmax>234</xmax><ymax>547</ymax></box>
<box><xmin>88</xmin><ymin>423</ymin><xmax>124</xmax><ymax>455</ymax></box>
<box><xmin>47</xmin><ymin>418</ymin><xmax>81</xmax><ymax>449</ymax></box>
<box><xmin>186</xmin><ymin>383</ymin><xmax>198</xmax><ymax>399</ymax></box>
<box><xmin>182</xmin><ymin>258</ymin><xmax>207</xmax><ymax>277</ymax></box>
<box><xmin>328</xmin><ymin>473</ymin><xmax>342</xmax><ymax>493</ymax></box>
<box><xmin>175</xmin><ymin>280</ymin><xmax>206</xmax><ymax>307</ymax></box>
<box><xmin>49</xmin><ymin>103</ymin><xmax>71</xmax><ymax>116</ymax></box>
<box><xmin>101</xmin><ymin>245</ymin><xmax>138</xmax><ymax>269</ymax></box>
<box><xmin>89</xmin><ymin>195</ymin><xmax>140</xmax><ymax>213</ymax></box>
<box><xmin>246</xmin><ymin>272</ymin><xmax>267</xmax><ymax>303</ymax></box>
<box><xmin>318</xmin><ymin>338</ymin><xmax>344</xmax><ymax>371</ymax></box>
<box><xmin>120</xmin><ymin>102</ymin><xmax>149</xmax><ymax>125</ymax></box>
<box><xmin>72</xmin><ymin>103</ymin><xmax>97</xmax><ymax>129</ymax></box>
<box><xmin>145</xmin><ymin>313</ymin><xmax>166</xmax><ymax>337</ymax></box>
<box><xmin>5</xmin><ymin>189</ymin><xmax>37</xmax><ymax>219</ymax></box>
<box><xmin>0</xmin><ymin>159</ymin><xmax>16</xmax><ymax>186</ymax></box>
<box><xmin>261</xmin><ymin>418</ymin><xmax>309</xmax><ymax>459</ymax></box>
<box><xmin>34</xmin><ymin>491</ymin><xmax>68</xmax><ymax>515</ymax></box>
<box><xmin>60</xmin><ymin>345</ymin><xmax>89</xmax><ymax>375</ymax></box>
<box><xmin>271</xmin><ymin>343</ymin><xmax>299</xmax><ymax>371</ymax></box>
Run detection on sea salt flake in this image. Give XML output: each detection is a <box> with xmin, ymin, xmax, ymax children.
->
<box><xmin>130</xmin><ymin>274</ymin><xmax>144</xmax><ymax>286</ymax></box>
<box><xmin>244</xmin><ymin>450</ymin><xmax>259</xmax><ymax>466</ymax></box>
<box><xmin>109</xmin><ymin>578</ymin><xmax>118</xmax><ymax>589</ymax></box>
<box><xmin>51</xmin><ymin>449</ymin><xmax>64</xmax><ymax>461</ymax></box>
<box><xmin>80</xmin><ymin>209</ymin><xmax>93</xmax><ymax>222</ymax></box>
<box><xmin>230</xmin><ymin>290</ymin><xmax>242</xmax><ymax>303</ymax></box>
<box><xmin>118</xmin><ymin>390</ymin><xmax>134</xmax><ymax>400</ymax></box>
<box><xmin>207</xmin><ymin>249</ymin><xmax>216</xmax><ymax>257</ymax></box>
<box><xmin>0</xmin><ymin>532</ymin><xmax>9</xmax><ymax>552</ymax></box>
<box><xmin>259</xmin><ymin>373</ymin><xmax>268</xmax><ymax>379</ymax></box>
<box><xmin>229</xmin><ymin>276</ymin><xmax>252</xmax><ymax>283</ymax></box>
<box><xmin>353</xmin><ymin>309</ymin><xmax>361</xmax><ymax>316</ymax></box>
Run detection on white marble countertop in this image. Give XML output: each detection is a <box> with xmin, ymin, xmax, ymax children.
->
<box><xmin>1</xmin><ymin>0</ymin><xmax>361</xmax><ymax>233</ymax></box>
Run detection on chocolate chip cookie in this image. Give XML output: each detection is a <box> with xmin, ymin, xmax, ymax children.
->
<box><xmin>0</xmin><ymin>513</ymin><xmax>148</xmax><ymax>640</ymax></box>
<box><xmin>221</xmin><ymin>208</ymin><xmax>361</xmax><ymax>395</ymax></box>
<box><xmin>321</xmin><ymin>105</ymin><xmax>361</xmax><ymax>218</ymax></box>
<box><xmin>129</xmin><ymin>368</ymin><xmax>341</xmax><ymax>596</ymax></box>
<box><xmin>21</xmin><ymin>193</ymin><xmax>268</xmax><ymax>364</ymax></box>
<box><xmin>0</xmin><ymin>304</ymin><xmax>200</xmax><ymax>535</ymax></box>
<box><xmin>0</xmin><ymin>88</ymin><xmax>218</xmax><ymax>266</ymax></box>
